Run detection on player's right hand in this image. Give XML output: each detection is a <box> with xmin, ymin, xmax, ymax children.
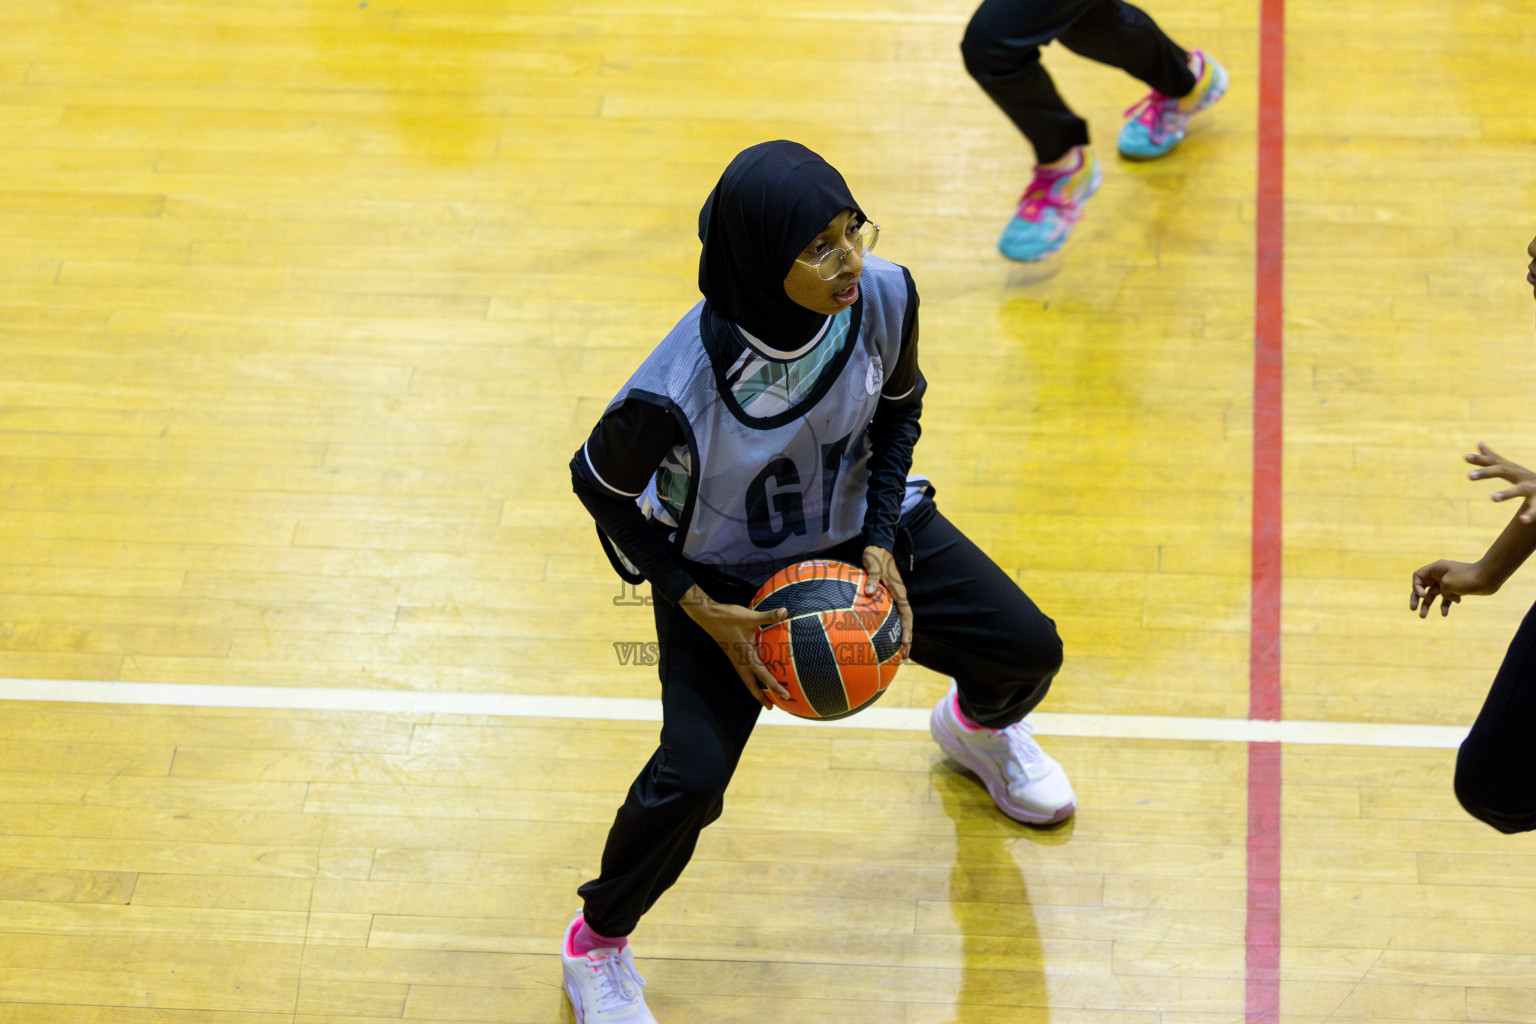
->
<box><xmin>1410</xmin><ymin>559</ymin><xmax>1484</xmax><ymax>618</ymax></box>
<box><xmin>680</xmin><ymin>584</ymin><xmax>790</xmax><ymax>708</ymax></box>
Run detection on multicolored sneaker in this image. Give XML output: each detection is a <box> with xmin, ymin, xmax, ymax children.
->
<box><xmin>1117</xmin><ymin>50</ymin><xmax>1228</xmax><ymax>160</ymax></box>
<box><xmin>561</xmin><ymin>915</ymin><xmax>658</xmax><ymax>1024</ymax></box>
<box><xmin>929</xmin><ymin>681</ymin><xmax>1076</xmax><ymax>825</ymax></box>
<box><xmin>997</xmin><ymin>145</ymin><xmax>1102</xmax><ymax>261</ymax></box>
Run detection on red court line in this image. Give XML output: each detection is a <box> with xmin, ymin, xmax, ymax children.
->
<box><xmin>1247</xmin><ymin>742</ymin><xmax>1283</xmax><ymax>1022</ymax></box>
<box><xmin>1248</xmin><ymin>0</ymin><xmax>1286</xmax><ymax>1018</ymax></box>
<box><xmin>1251</xmin><ymin>0</ymin><xmax>1285</xmax><ymax>727</ymax></box>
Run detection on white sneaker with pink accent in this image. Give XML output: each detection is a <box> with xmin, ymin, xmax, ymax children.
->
<box><xmin>929</xmin><ymin>681</ymin><xmax>1076</xmax><ymax>825</ymax></box>
<box><xmin>561</xmin><ymin>915</ymin><xmax>659</xmax><ymax>1023</ymax></box>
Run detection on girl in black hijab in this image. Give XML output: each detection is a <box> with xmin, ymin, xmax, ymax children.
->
<box><xmin>697</xmin><ymin>140</ymin><xmax>864</xmax><ymax>348</ymax></box>
<box><xmin>562</xmin><ymin>141</ymin><xmax>1073</xmax><ymax>1024</ymax></box>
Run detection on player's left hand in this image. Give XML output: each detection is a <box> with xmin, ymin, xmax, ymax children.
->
<box><xmin>861</xmin><ymin>545</ymin><xmax>913</xmax><ymax>660</ymax></box>
<box><xmin>1468</xmin><ymin>442</ymin><xmax>1536</xmax><ymax>523</ymax></box>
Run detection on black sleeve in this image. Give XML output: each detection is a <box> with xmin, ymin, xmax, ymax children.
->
<box><xmin>861</xmin><ymin>268</ymin><xmax>926</xmax><ymax>552</ymax></box>
<box><xmin>574</xmin><ymin>396</ymin><xmax>683</xmax><ymax>498</ymax></box>
<box><xmin>570</xmin><ymin>397</ymin><xmax>698</xmax><ymax>605</ymax></box>
<box><xmin>880</xmin><ymin>268</ymin><xmax>923</xmax><ymax>404</ymax></box>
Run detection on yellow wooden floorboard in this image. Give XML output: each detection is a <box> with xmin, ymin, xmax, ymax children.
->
<box><xmin>294</xmin><ymin>981</ymin><xmax>410</xmax><ymax>1020</ymax></box>
<box><xmin>2</xmin><ymin>0</ymin><xmax>1534</xmax><ymax>1017</ymax></box>
<box><xmin>0</xmin><ymin>1009</ymin><xmax>289</xmax><ymax>1024</ymax></box>
<box><xmin>0</xmin><ymin>868</ymin><xmax>136</xmax><ymax>905</ymax></box>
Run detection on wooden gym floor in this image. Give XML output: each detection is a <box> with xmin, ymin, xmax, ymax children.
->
<box><xmin>1</xmin><ymin>0</ymin><xmax>1535</xmax><ymax>1021</ymax></box>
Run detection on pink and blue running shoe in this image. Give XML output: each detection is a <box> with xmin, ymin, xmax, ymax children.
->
<box><xmin>997</xmin><ymin>145</ymin><xmax>1102</xmax><ymax>262</ymax></box>
<box><xmin>1118</xmin><ymin>50</ymin><xmax>1229</xmax><ymax>161</ymax></box>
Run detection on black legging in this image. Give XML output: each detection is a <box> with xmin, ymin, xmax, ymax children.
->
<box><xmin>577</xmin><ymin>499</ymin><xmax>1064</xmax><ymax>936</ymax></box>
<box><xmin>962</xmin><ymin>0</ymin><xmax>1195</xmax><ymax>164</ymax></box>
<box><xmin>1454</xmin><ymin>599</ymin><xmax>1536</xmax><ymax>833</ymax></box>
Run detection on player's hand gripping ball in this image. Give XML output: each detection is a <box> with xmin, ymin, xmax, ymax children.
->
<box><xmin>749</xmin><ymin>559</ymin><xmax>904</xmax><ymax>719</ymax></box>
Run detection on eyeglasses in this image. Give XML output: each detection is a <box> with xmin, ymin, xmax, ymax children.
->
<box><xmin>794</xmin><ymin>221</ymin><xmax>879</xmax><ymax>281</ymax></box>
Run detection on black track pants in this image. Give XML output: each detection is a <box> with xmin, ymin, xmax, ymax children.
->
<box><xmin>1454</xmin><ymin>600</ymin><xmax>1536</xmax><ymax>833</ymax></box>
<box><xmin>577</xmin><ymin>502</ymin><xmax>1063</xmax><ymax>936</ymax></box>
<box><xmin>961</xmin><ymin>0</ymin><xmax>1195</xmax><ymax>164</ymax></box>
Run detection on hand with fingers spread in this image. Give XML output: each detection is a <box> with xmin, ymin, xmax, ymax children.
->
<box><xmin>861</xmin><ymin>545</ymin><xmax>913</xmax><ymax>660</ymax></box>
<box><xmin>1467</xmin><ymin>443</ymin><xmax>1536</xmax><ymax>523</ymax></box>
<box><xmin>1410</xmin><ymin>442</ymin><xmax>1536</xmax><ymax>620</ymax></box>
<box><xmin>680</xmin><ymin>584</ymin><xmax>790</xmax><ymax>709</ymax></box>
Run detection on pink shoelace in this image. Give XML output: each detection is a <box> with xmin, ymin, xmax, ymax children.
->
<box><xmin>1017</xmin><ymin>163</ymin><xmax>1081</xmax><ymax>221</ymax></box>
<box><xmin>1124</xmin><ymin>91</ymin><xmax>1179</xmax><ymax>144</ymax></box>
<box><xmin>1124</xmin><ymin>52</ymin><xmax>1207</xmax><ymax>145</ymax></box>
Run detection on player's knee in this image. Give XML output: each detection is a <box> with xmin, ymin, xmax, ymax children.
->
<box><xmin>970</xmin><ymin>629</ymin><xmax>1062</xmax><ymax>708</ymax></box>
<box><xmin>959</xmin><ymin>25</ymin><xmax>1038</xmax><ymax>83</ymax></box>
<box><xmin>1455</xmin><ymin>788</ymin><xmax>1536</xmax><ymax>834</ymax></box>
<box><xmin>667</xmin><ymin>747</ymin><xmax>739</xmax><ymax>798</ymax></box>
<box><xmin>1454</xmin><ymin>754</ymin><xmax>1536</xmax><ymax>834</ymax></box>
<box><xmin>958</xmin><ymin>29</ymin><xmax>993</xmax><ymax>81</ymax></box>
<box><xmin>1008</xmin><ymin>621</ymin><xmax>1064</xmax><ymax>685</ymax></box>
<box><xmin>1039</xmin><ymin>630</ymin><xmax>1065</xmax><ymax>678</ymax></box>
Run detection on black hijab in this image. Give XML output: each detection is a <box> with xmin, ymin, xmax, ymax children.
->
<box><xmin>697</xmin><ymin>141</ymin><xmax>863</xmax><ymax>350</ymax></box>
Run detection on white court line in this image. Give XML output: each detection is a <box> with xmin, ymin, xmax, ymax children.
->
<box><xmin>0</xmin><ymin>678</ymin><xmax>1468</xmax><ymax>749</ymax></box>
<box><xmin>785</xmin><ymin>12</ymin><xmax>970</xmax><ymax>23</ymax></box>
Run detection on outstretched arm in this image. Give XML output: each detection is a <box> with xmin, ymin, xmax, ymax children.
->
<box><xmin>1411</xmin><ymin>444</ymin><xmax>1536</xmax><ymax>617</ymax></box>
